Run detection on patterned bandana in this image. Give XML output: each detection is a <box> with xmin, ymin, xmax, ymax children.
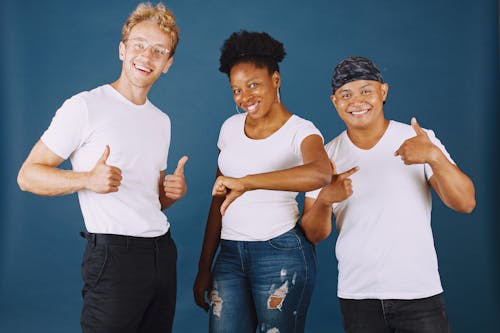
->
<box><xmin>331</xmin><ymin>56</ymin><xmax>384</xmax><ymax>94</ymax></box>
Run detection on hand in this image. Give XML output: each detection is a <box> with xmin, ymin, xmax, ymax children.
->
<box><xmin>193</xmin><ymin>269</ymin><xmax>212</xmax><ymax>312</ymax></box>
<box><xmin>212</xmin><ymin>176</ymin><xmax>246</xmax><ymax>216</ymax></box>
<box><xmin>318</xmin><ymin>160</ymin><xmax>359</xmax><ymax>205</ymax></box>
<box><xmin>395</xmin><ymin>117</ymin><xmax>439</xmax><ymax>165</ymax></box>
<box><xmin>86</xmin><ymin>145</ymin><xmax>122</xmax><ymax>193</ymax></box>
<box><xmin>163</xmin><ymin>156</ymin><xmax>188</xmax><ymax>200</ymax></box>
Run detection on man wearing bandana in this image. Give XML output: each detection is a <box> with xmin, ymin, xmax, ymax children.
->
<box><xmin>301</xmin><ymin>56</ymin><xmax>476</xmax><ymax>332</ymax></box>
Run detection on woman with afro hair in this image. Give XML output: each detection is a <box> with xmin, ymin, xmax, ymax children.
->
<box><xmin>194</xmin><ymin>31</ymin><xmax>331</xmax><ymax>333</ymax></box>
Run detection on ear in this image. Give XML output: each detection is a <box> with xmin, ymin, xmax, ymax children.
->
<box><xmin>381</xmin><ymin>83</ymin><xmax>389</xmax><ymax>102</ymax></box>
<box><xmin>119</xmin><ymin>41</ymin><xmax>125</xmax><ymax>61</ymax></box>
<box><xmin>272</xmin><ymin>71</ymin><xmax>281</xmax><ymax>88</ymax></box>
<box><xmin>330</xmin><ymin>94</ymin><xmax>337</xmax><ymax>107</ymax></box>
<box><xmin>162</xmin><ymin>55</ymin><xmax>174</xmax><ymax>74</ymax></box>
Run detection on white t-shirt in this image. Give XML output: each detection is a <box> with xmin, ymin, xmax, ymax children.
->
<box><xmin>41</xmin><ymin>84</ymin><xmax>171</xmax><ymax>237</ymax></box>
<box><xmin>218</xmin><ymin>113</ymin><xmax>323</xmax><ymax>241</ymax></box>
<box><xmin>306</xmin><ymin>120</ymin><xmax>454</xmax><ymax>299</ymax></box>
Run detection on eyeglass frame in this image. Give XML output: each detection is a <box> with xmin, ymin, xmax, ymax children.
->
<box><xmin>123</xmin><ymin>37</ymin><xmax>171</xmax><ymax>59</ymax></box>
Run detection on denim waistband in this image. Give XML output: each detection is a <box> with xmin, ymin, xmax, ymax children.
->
<box><xmin>79</xmin><ymin>230</ymin><xmax>171</xmax><ymax>248</ymax></box>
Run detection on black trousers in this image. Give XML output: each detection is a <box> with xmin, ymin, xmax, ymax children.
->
<box><xmin>339</xmin><ymin>293</ymin><xmax>451</xmax><ymax>333</ymax></box>
<box><xmin>80</xmin><ymin>231</ymin><xmax>177</xmax><ymax>333</ymax></box>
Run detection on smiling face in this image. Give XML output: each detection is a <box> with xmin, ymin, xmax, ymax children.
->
<box><xmin>118</xmin><ymin>20</ymin><xmax>173</xmax><ymax>90</ymax></box>
<box><xmin>331</xmin><ymin>79</ymin><xmax>389</xmax><ymax>132</ymax></box>
<box><xmin>229</xmin><ymin>62</ymin><xmax>280</xmax><ymax>120</ymax></box>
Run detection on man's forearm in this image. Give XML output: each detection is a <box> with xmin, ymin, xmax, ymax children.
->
<box><xmin>18</xmin><ymin>163</ymin><xmax>89</xmax><ymax>196</ymax></box>
<box><xmin>301</xmin><ymin>197</ymin><xmax>333</xmax><ymax>244</ymax></box>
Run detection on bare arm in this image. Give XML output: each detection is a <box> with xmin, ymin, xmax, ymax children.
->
<box><xmin>17</xmin><ymin>140</ymin><xmax>121</xmax><ymax>196</ymax></box>
<box><xmin>302</xmin><ymin>197</ymin><xmax>333</xmax><ymax>244</ymax></box>
<box><xmin>159</xmin><ymin>156</ymin><xmax>188</xmax><ymax>210</ymax></box>
<box><xmin>428</xmin><ymin>156</ymin><xmax>475</xmax><ymax>213</ymax></box>
<box><xmin>395</xmin><ymin>118</ymin><xmax>476</xmax><ymax>214</ymax></box>
<box><xmin>301</xmin><ymin>163</ymin><xmax>359</xmax><ymax>244</ymax></box>
<box><xmin>213</xmin><ymin>134</ymin><xmax>331</xmax><ymax>215</ymax></box>
<box><xmin>193</xmin><ymin>169</ymin><xmax>224</xmax><ymax>312</ymax></box>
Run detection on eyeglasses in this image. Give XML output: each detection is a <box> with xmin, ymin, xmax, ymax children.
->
<box><xmin>124</xmin><ymin>38</ymin><xmax>170</xmax><ymax>59</ymax></box>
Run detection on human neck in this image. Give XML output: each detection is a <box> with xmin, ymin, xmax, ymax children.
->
<box><xmin>111</xmin><ymin>77</ymin><xmax>150</xmax><ymax>105</ymax></box>
<box><xmin>346</xmin><ymin>118</ymin><xmax>390</xmax><ymax>150</ymax></box>
<box><xmin>245</xmin><ymin>104</ymin><xmax>291</xmax><ymax>139</ymax></box>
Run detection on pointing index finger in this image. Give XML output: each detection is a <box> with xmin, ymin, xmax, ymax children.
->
<box><xmin>340</xmin><ymin>166</ymin><xmax>359</xmax><ymax>178</ymax></box>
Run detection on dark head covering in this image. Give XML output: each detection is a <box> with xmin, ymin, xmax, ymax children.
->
<box><xmin>331</xmin><ymin>56</ymin><xmax>384</xmax><ymax>94</ymax></box>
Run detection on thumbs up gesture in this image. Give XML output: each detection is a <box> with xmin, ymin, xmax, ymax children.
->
<box><xmin>87</xmin><ymin>145</ymin><xmax>122</xmax><ymax>193</ymax></box>
<box><xmin>395</xmin><ymin>117</ymin><xmax>438</xmax><ymax>165</ymax></box>
<box><xmin>163</xmin><ymin>156</ymin><xmax>188</xmax><ymax>200</ymax></box>
<box><xmin>318</xmin><ymin>160</ymin><xmax>359</xmax><ymax>206</ymax></box>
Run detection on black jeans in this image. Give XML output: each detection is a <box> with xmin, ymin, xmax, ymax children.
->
<box><xmin>80</xmin><ymin>231</ymin><xmax>177</xmax><ymax>333</ymax></box>
<box><xmin>339</xmin><ymin>294</ymin><xmax>451</xmax><ymax>333</ymax></box>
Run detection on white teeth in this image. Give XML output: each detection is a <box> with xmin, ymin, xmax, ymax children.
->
<box><xmin>135</xmin><ymin>63</ymin><xmax>151</xmax><ymax>72</ymax></box>
<box><xmin>351</xmin><ymin>110</ymin><xmax>368</xmax><ymax>115</ymax></box>
<box><xmin>247</xmin><ymin>103</ymin><xmax>258</xmax><ymax>112</ymax></box>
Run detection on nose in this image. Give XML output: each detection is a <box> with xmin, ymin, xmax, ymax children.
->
<box><xmin>351</xmin><ymin>92</ymin><xmax>363</xmax><ymax>102</ymax></box>
<box><xmin>235</xmin><ymin>89</ymin><xmax>251</xmax><ymax>105</ymax></box>
<box><xmin>241</xmin><ymin>90</ymin><xmax>250</xmax><ymax>103</ymax></box>
<box><xmin>139</xmin><ymin>46</ymin><xmax>155</xmax><ymax>59</ymax></box>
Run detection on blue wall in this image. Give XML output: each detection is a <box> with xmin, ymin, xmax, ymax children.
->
<box><xmin>1</xmin><ymin>0</ymin><xmax>498</xmax><ymax>332</ymax></box>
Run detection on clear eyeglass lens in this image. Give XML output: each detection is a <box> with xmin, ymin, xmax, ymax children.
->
<box><xmin>127</xmin><ymin>39</ymin><xmax>169</xmax><ymax>58</ymax></box>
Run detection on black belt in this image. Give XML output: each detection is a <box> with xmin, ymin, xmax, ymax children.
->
<box><xmin>79</xmin><ymin>230</ymin><xmax>171</xmax><ymax>248</ymax></box>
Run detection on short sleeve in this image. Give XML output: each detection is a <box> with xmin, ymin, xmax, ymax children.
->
<box><xmin>161</xmin><ymin>115</ymin><xmax>171</xmax><ymax>171</ymax></box>
<box><xmin>218</xmin><ymin>116</ymin><xmax>237</xmax><ymax>151</ymax></box>
<box><xmin>424</xmin><ymin>129</ymin><xmax>455</xmax><ymax>180</ymax></box>
<box><xmin>291</xmin><ymin>119</ymin><xmax>324</xmax><ymax>157</ymax></box>
<box><xmin>217</xmin><ymin>122</ymin><xmax>226</xmax><ymax>151</ymax></box>
<box><xmin>40</xmin><ymin>96</ymin><xmax>88</xmax><ymax>159</ymax></box>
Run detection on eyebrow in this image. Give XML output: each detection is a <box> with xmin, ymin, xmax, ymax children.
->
<box><xmin>245</xmin><ymin>77</ymin><xmax>260</xmax><ymax>83</ymax></box>
<box><xmin>231</xmin><ymin>76</ymin><xmax>261</xmax><ymax>87</ymax></box>
<box><xmin>128</xmin><ymin>37</ymin><xmax>168</xmax><ymax>47</ymax></box>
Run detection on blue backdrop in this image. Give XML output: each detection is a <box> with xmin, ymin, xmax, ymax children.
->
<box><xmin>1</xmin><ymin>0</ymin><xmax>498</xmax><ymax>332</ymax></box>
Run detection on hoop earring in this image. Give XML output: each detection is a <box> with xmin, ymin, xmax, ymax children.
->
<box><xmin>235</xmin><ymin>104</ymin><xmax>242</xmax><ymax>114</ymax></box>
<box><xmin>277</xmin><ymin>88</ymin><xmax>281</xmax><ymax>103</ymax></box>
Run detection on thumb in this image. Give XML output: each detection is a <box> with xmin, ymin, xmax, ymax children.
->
<box><xmin>220</xmin><ymin>191</ymin><xmax>238</xmax><ymax>216</ymax></box>
<box><xmin>98</xmin><ymin>145</ymin><xmax>110</xmax><ymax>164</ymax></box>
<box><xmin>411</xmin><ymin>117</ymin><xmax>425</xmax><ymax>136</ymax></box>
<box><xmin>174</xmin><ymin>156</ymin><xmax>189</xmax><ymax>175</ymax></box>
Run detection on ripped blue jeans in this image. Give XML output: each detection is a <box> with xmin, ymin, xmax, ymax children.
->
<box><xmin>209</xmin><ymin>226</ymin><xmax>317</xmax><ymax>333</ymax></box>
